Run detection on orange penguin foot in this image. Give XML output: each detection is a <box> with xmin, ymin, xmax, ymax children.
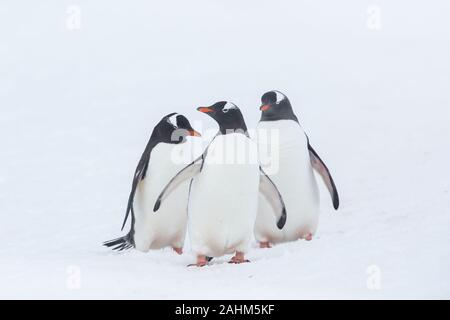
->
<box><xmin>187</xmin><ymin>255</ymin><xmax>208</xmax><ymax>267</ymax></box>
<box><xmin>259</xmin><ymin>241</ymin><xmax>272</xmax><ymax>249</ymax></box>
<box><xmin>173</xmin><ymin>247</ymin><xmax>183</xmax><ymax>255</ymax></box>
<box><xmin>304</xmin><ymin>233</ymin><xmax>313</xmax><ymax>241</ymax></box>
<box><xmin>228</xmin><ymin>252</ymin><xmax>250</xmax><ymax>264</ymax></box>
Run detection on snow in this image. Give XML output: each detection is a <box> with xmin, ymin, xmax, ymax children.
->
<box><xmin>1</xmin><ymin>0</ymin><xmax>450</xmax><ymax>299</ymax></box>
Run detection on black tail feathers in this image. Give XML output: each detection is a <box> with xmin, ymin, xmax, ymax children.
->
<box><xmin>103</xmin><ymin>232</ymin><xmax>134</xmax><ymax>251</ymax></box>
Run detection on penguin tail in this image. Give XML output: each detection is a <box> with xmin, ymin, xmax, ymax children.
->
<box><xmin>103</xmin><ymin>232</ymin><xmax>134</xmax><ymax>251</ymax></box>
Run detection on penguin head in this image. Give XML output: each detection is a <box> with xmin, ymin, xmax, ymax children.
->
<box><xmin>197</xmin><ymin>101</ymin><xmax>248</xmax><ymax>135</ymax></box>
<box><xmin>174</xmin><ymin>114</ymin><xmax>201</xmax><ymax>137</ymax></box>
<box><xmin>153</xmin><ymin>113</ymin><xmax>201</xmax><ymax>144</ymax></box>
<box><xmin>259</xmin><ymin>90</ymin><xmax>298</xmax><ymax>122</ymax></box>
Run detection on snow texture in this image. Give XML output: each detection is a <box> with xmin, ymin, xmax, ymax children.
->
<box><xmin>0</xmin><ymin>0</ymin><xmax>449</xmax><ymax>299</ymax></box>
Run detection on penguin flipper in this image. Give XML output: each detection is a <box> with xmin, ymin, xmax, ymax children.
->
<box><xmin>308</xmin><ymin>143</ymin><xmax>339</xmax><ymax>210</ymax></box>
<box><xmin>153</xmin><ymin>155</ymin><xmax>204</xmax><ymax>212</ymax></box>
<box><xmin>259</xmin><ymin>167</ymin><xmax>287</xmax><ymax>230</ymax></box>
<box><xmin>120</xmin><ymin>137</ymin><xmax>157</xmax><ymax>230</ymax></box>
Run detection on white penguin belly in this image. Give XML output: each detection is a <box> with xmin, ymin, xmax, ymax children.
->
<box><xmin>133</xmin><ymin>141</ymin><xmax>195</xmax><ymax>251</ymax></box>
<box><xmin>188</xmin><ymin>133</ymin><xmax>260</xmax><ymax>257</ymax></box>
<box><xmin>255</xmin><ymin>120</ymin><xmax>320</xmax><ymax>243</ymax></box>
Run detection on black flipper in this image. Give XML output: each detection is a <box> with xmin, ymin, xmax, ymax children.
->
<box><xmin>121</xmin><ymin>139</ymin><xmax>157</xmax><ymax>230</ymax></box>
<box><xmin>153</xmin><ymin>135</ymin><xmax>217</xmax><ymax>212</ymax></box>
<box><xmin>105</xmin><ymin>139</ymin><xmax>154</xmax><ymax>250</ymax></box>
<box><xmin>259</xmin><ymin>167</ymin><xmax>287</xmax><ymax>229</ymax></box>
<box><xmin>153</xmin><ymin>154</ymin><xmax>204</xmax><ymax>212</ymax></box>
<box><xmin>308</xmin><ymin>142</ymin><xmax>339</xmax><ymax>210</ymax></box>
<box><xmin>104</xmin><ymin>135</ymin><xmax>155</xmax><ymax>250</ymax></box>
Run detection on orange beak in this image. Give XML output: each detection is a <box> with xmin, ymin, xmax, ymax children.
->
<box><xmin>260</xmin><ymin>104</ymin><xmax>271</xmax><ymax>111</ymax></box>
<box><xmin>189</xmin><ymin>130</ymin><xmax>201</xmax><ymax>137</ymax></box>
<box><xmin>197</xmin><ymin>107</ymin><xmax>214</xmax><ymax>113</ymax></box>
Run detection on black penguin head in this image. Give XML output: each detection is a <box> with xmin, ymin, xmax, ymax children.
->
<box><xmin>259</xmin><ymin>90</ymin><xmax>298</xmax><ymax>122</ymax></box>
<box><xmin>152</xmin><ymin>113</ymin><xmax>201</xmax><ymax>144</ymax></box>
<box><xmin>175</xmin><ymin>114</ymin><xmax>201</xmax><ymax>137</ymax></box>
<box><xmin>197</xmin><ymin>101</ymin><xmax>248</xmax><ymax>135</ymax></box>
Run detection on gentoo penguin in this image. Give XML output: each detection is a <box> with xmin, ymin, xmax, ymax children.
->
<box><xmin>104</xmin><ymin>113</ymin><xmax>201</xmax><ymax>254</ymax></box>
<box><xmin>153</xmin><ymin>102</ymin><xmax>287</xmax><ymax>266</ymax></box>
<box><xmin>255</xmin><ymin>90</ymin><xmax>339</xmax><ymax>247</ymax></box>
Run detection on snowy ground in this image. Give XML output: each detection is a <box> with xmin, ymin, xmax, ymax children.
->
<box><xmin>1</xmin><ymin>1</ymin><xmax>450</xmax><ymax>299</ymax></box>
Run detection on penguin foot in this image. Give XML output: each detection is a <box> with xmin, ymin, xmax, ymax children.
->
<box><xmin>228</xmin><ymin>252</ymin><xmax>250</xmax><ymax>264</ymax></box>
<box><xmin>173</xmin><ymin>247</ymin><xmax>183</xmax><ymax>255</ymax></box>
<box><xmin>188</xmin><ymin>255</ymin><xmax>208</xmax><ymax>267</ymax></box>
<box><xmin>259</xmin><ymin>241</ymin><xmax>272</xmax><ymax>249</ymax></box>
<box><xmin>304</xmin><ymin>233</ymin><xmax>313</xmax><ymax>241</ymax></box>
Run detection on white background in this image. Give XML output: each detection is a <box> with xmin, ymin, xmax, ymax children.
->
<box><xmin>0</xmin><ymin>0</ymin><xmax>449</xmax><ymax>299</ymax></box>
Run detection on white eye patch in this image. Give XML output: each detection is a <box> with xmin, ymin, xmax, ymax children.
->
<box><xmin>274</xmin><ymin>91</ymin><xmax>286</xmax><ymax>104</ymax></box>
<box><xmin>166</xmin><ymin>113</ymin><xmax>179</xmax><ymax>127</ymax></box>
<box><xmin>222</xmin><ymin>102</ymin><xmax>238</xmax><ymax>113</ymax></box>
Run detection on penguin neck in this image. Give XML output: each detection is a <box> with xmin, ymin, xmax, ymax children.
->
<box><xmin>219</xmin><ymin>122</ymin><xmax>248</xmax><ymax>136</ymax></box>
